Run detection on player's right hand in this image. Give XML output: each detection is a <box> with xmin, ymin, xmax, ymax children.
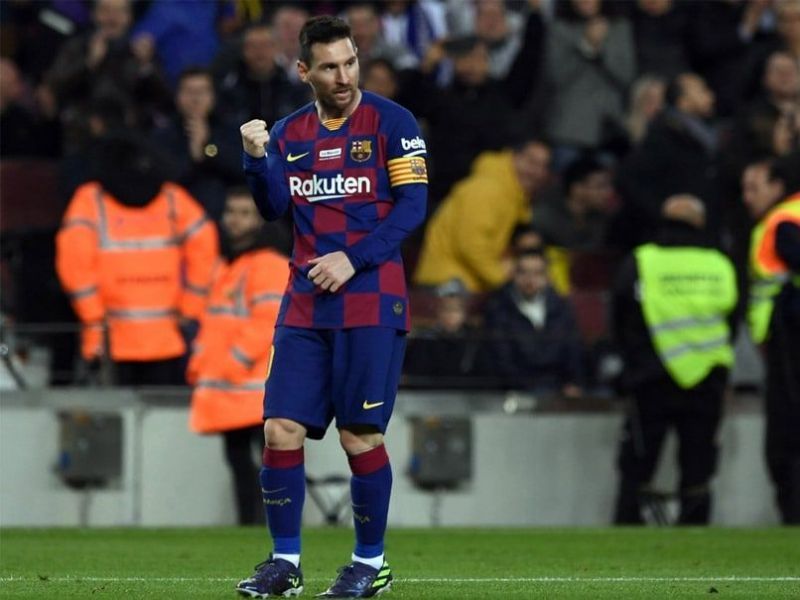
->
<box><xmin>240</xmin><ymin>119</ymin><xmax>270</xmax><ymax>158</ymax></box>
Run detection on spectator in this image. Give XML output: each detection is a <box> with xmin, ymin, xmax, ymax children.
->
<box><xmin>188</xmin><ymin>187</ymin><xmax>290</xmax><ymax>525</ymax></box>
<box><xmin>151</xmin><ymin>67</ymin><xmax>243</xmax><ymax>223</ymax></box>
<box><xmin>484</xmin><ymin>248</ymin><xmax>584</xmax><ymax>397</ymax></box>
<box><xmin>625</xmin><ymin>75</ymin><xmax>666</xmax><ymax>146</ymax></box>
<box><xmin>741</xmin><ymin>155</ymin><xmax>800</xmax><ymax>523</ymax></box>
<box><xmin>2</xmin><ymin>0</ymin><xmax>93</xmax><ymax>86</ymax></box>
<box><xmin>55</xmin><ymin>132</ymin><xmax>218</xmax><ymax>386</ymax></box>
<box><xmin>271</xmin><ymin>4</ymin><xmax>310</xmax><ymax>82</ymax></box>
<box><xmin>414</xmin><ymin>140</ymin><xmax>551</xmax><ymax>292</ymax></box>
<box><xmin>534</xmin><ymin>154</ymin><xmax>616</xmax><ymax>252</ymax></box>
<box><xmin>404</xmin><ymin>278</ymin><xmax>489</xmax><ymax>387</ymax></box>
<box><xmin>411</xmin><ymin>35</ymin><xmax>518</xmax><ymax>201</ymax></box>
<box><xmin>0</xmin><ymin>58</ymin><xmax>58</xmax><ymax>158</ymax></box>
<box><xmin>473</xmin><ymin>0</ymin><xmax>523</xmax><ymax>79</ymax></box>
<box><xmin>510</xmin><ymin>223</ymin><xmax>571</xmax><ymax>295</ymax></box>
<box><xmin>614</xmin><ymin>72</ymin><xmax>722</xmax><ymax>250</ymax></box>
<box><xmin>344</xmin><ymin>2</ymin><xmax>418</xmax><ymax>70</ymax></box>
<box><xmin>612</xmin><ymin>195</ymin><xmax>738</xmax><ymax>524</ymax></box>
<box><xmin>543</xmin><ymin>0</ymin><xmax>636</xmax><ymax>169</ymax></box>
<box><xmin>131</xmin><ymin>0</ymin><xmax>238</xmax><ymax>88</ymax></box>
<box><xmin>43</xmin><ymin>0</ymin><xmax>171</xmax><ymax>152</ymax></box>
<box><xmin>687</xmin><ymin>0</ymin><xmax>775</xmax><ymax>119</ymax></box>
<box><xmin>215</xmin><ymin>22</ymin><xmax>310</xmax><ymax>126</ymax></box>
<box><xmin>381</xmin><ymin>0</ymin><xmax>448</xmax><ymax>62</ymax></box>
<box><xmin>362</xmin><ymin>58</ymin><xmax>401</xmax><ymax>101</ymax></box>
<box><xmin>731</xmin><ymin>51</ymin><xmax>800</xmax><ymax>167</ymax></box>
<box><xmin>776</xmin><ymin>0</ymin><xmax>800</xmax><ymax>65</ymax></box>
<box><xmin>630</xmin><ymin>0</ymin><xmax>692</xmax><ymax>79</ymax></box>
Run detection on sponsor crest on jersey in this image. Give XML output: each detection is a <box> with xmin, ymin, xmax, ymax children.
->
<box><xmin>350</xmin><ymin>139</ymin><xmax>372</xmax><ymax>162</ymax></box>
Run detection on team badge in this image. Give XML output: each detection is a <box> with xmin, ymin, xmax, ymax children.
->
<box><xmin>409</xmin><ymin>158</ymin><xmax>427</xmax><ymax>178</ymax></box>
<box><xmin>393</xmin><ymin>301</ymin><xmax>404</xmax><ymax>315</ymax></box>
<box><xmin>350</xmin><ymin>139</ymin><xmax>372</xmax><ymax>162</ymax></box>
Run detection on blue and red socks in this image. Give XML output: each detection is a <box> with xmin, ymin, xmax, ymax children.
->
<box><xmin>261</xmin><ymin>447</ymin><xmax>305</xmax><ymax>566</ymax></box>
<box><xmin>348</xmin><ymin>444</ymin><xmax>392</xmax><ymax>569</ymax></box>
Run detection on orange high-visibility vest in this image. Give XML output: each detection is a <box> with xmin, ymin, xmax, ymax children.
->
<box><xmin>188</xmin><ymin>248</ymin><xmax>289</xmax><ymax>433</ymax></box>
<box><xmin>56</xmin><ymin>182</ymin><xmax>219</xmax><ymax>361</ymax></box>
<box><xmin>747</xmin><ymin>194</ymin><xmax>800</xmax><ymax>343</ymax></box>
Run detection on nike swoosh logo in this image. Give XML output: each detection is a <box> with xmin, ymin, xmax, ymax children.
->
<box><xmin>362</xmin><ymin>400</ymin><xmax>384</xmax><ymax>410</ymax></box>
<box><xmin>286</xmin><ymin>152</ymin><xmax>309</xmax><ymax>162</ymax></box>
<box><xmin>261</xmin><ymin>487</ymin><xmax>287</xmax><ymax>494</ymax></box>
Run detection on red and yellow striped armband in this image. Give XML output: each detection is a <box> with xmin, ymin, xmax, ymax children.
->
<box><xmin>387</xmin><ymin>156</ymin><xmax>428</xmax><ymax>187</ymax></box>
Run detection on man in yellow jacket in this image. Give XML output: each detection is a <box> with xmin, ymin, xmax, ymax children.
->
<box><xmin>414</xmin><ymin>140</ymin><xmax>551</xmax><ymax>292</ymax></box>
<box><xmin>188</xmin><ymin>187</ymin><xmax>289</xmax><ymax>525</ymax></box>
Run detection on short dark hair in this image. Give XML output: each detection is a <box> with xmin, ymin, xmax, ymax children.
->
<box><xmin>515</xmin><ymin>247</ymin><xmax>547</xmax><ymax>263</ymax></box>
<box><xmin>510</xmin><ymin>137</ymin><xmax>549</xmax><ymax>155</ymax></box>
<box><xmin>299</xmin><ymin>15</ymin><xmax>354</xmax><ymax>66</ymax></box>
<box><xmin>563</xmin><ymin>155</ymin><xmax>607</xmax><ymax>193</ymax></box>
<box><xmin>769</xmin><ymin>151</ymin><xmax>800</xmax><ymax>195</ymax></box>
<box><xmin>226</xmin><ymin>185</ymin><xmax>254</xmax><ymax>200</ymax></box>
<box><xmin>177</xmin><ymin>66</ymin><xmax>213</xmax><ymax>86</ymax></box>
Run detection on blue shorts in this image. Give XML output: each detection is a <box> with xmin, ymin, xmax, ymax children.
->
<box><xmin>264</xmin><ymin>326</ymin><xmax>407</xmax><ymax>439</ymax></box>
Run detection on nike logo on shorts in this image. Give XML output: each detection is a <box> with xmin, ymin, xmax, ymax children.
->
<box><xmin>362</xmin><ymin>400</ymin><xmax>384</xmax><ymax>410</ymax></box>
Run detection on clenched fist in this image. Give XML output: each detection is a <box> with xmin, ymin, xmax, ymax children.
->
<box><xmin>240</xmin><ymin>119</ymin><xmax>270</xmax><ymax>158</ymax></box>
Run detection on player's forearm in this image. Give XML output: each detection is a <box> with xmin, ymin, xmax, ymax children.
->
<box><xmin>243</xmin><ymin>152</ymin><xmax>288</xmax><ymax>221</ymax></box>
<box><xmin>344</xmin><ymin>185</ymin><xmax>427</xmax><ymax>270</ymax></box>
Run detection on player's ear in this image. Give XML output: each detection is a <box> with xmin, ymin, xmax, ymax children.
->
<box><xmin>297</xmin><ymin>60</ymin><xmax>309</xmax><ymax>83</ymax></box>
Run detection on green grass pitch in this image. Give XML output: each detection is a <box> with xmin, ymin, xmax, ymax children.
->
<box><xmin>1</xmin><ymin>527</ymin><xmax>799</xmax><ymax>598</ymax></box>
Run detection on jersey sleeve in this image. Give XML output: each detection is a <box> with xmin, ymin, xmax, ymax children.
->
<box><xmin>385</xmin><ymin>111</ymin><xmax>429</xmax><ymax>188</ymax></box>
<box><xmin>344</xmin><ymin>107</ymin><xmax>428</xmax><ymax>270</ymax></box>
<box><xmin>243</xmin><ymin>123</ymin><xmax>291</xmax><ymax>221</ymax></box>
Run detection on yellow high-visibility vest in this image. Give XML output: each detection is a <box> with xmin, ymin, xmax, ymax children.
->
<box><xmin>635</xmin><ymin>244</ymin><xmax>737</xmax><ymax>389</ymax></box>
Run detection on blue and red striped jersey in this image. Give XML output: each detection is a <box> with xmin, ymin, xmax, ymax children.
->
<box><xmin>244</xmin><ymin>91</ymin><xmax>428</xmax><ymax>331</ymax></box>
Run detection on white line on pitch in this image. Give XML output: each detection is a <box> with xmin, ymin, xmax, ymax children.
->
<box><xmin>1</xmin><ymin>576</ymin><xmax>799</xmax><ymax>583</ymax></box>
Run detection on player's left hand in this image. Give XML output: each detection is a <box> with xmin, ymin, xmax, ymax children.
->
<box><xmin>307</xmin><ymin>251</ymin><xmax>355</xmax><ymax>293</ymax></box>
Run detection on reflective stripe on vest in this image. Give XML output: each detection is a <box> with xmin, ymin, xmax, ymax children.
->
<box><xmin>747</xmin><ymin>197</ymin><xmax>800</xmax><ymax>343</ymax></box>
<box><xmin>195</xmin><ymin>379</ymin><xmax>264</xmax><ymax>392</ymax></box>
<box><xmin>106</xmin><ymin>308</ymin><xmax>178</xmax><ymax>320</ymax></box>
<box><xmin>635</xmin><ymin>244</ymin><xmax>737</xmax><ymax>389</ymax></box>
<box><xmin>69</xmin><ymin>285</ymin><xmax>98</xmax><ymax>300</ymax></box>
<box><xmin>207</xmin><ymin>274</ymin><xmax>249</xmax><ymax>317</ymax></box>
<box><xmin>94</xmin><ymin>187</ymin><xmax>181</xmax><ymax>251</ymax></box>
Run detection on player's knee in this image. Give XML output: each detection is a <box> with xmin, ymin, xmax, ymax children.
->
<box><xmin>264</xmin><ymin>418</ymin><xmax>305</xmax><ymax>449</ymax></box>
<box><xmin>339</xmin><ymin>427</ymin><xmax>383</xmax><ymax>455</ymax></box>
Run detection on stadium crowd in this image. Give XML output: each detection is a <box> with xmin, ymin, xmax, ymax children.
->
<box><xmin>1</xmin><ymin>0</ymin><xmax>799</xmax><ymax>523</ymax></box>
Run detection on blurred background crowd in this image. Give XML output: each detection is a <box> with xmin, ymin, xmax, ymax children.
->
<box><xmin>1</xmin><ymin>0</ymin><xmax>799</xmax><ymax>397</ymax></box>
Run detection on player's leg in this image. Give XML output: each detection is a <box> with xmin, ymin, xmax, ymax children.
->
<box><xmin>238</xmin><ymin>327</ymin><xmax>333</xmax><ymax>598</ymax></box>
<box><xmin>341</xmin><ymin>427</ymin><xmax>392</xmax><ymax>570</ymax></box>
<box><xmin>317</xmin><ymin>327</ymin><xmax>405</xmax><ymax>598</ymax></box>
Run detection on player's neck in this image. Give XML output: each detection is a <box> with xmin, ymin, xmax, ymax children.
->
<box><xmin>316</xmin><ymin>89</ymin><xmax>363</xmax><ymax>122</ymax></box>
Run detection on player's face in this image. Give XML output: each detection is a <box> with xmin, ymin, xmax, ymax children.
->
<box><xmin>223</xmin><ymin>195</ymin><xmax>263</xmax><ymax>243</ymax></box>
<box><xmin>299</xmin><ymin>37</ymin><xmax>360</xmax><ymax>117</ymax></box>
